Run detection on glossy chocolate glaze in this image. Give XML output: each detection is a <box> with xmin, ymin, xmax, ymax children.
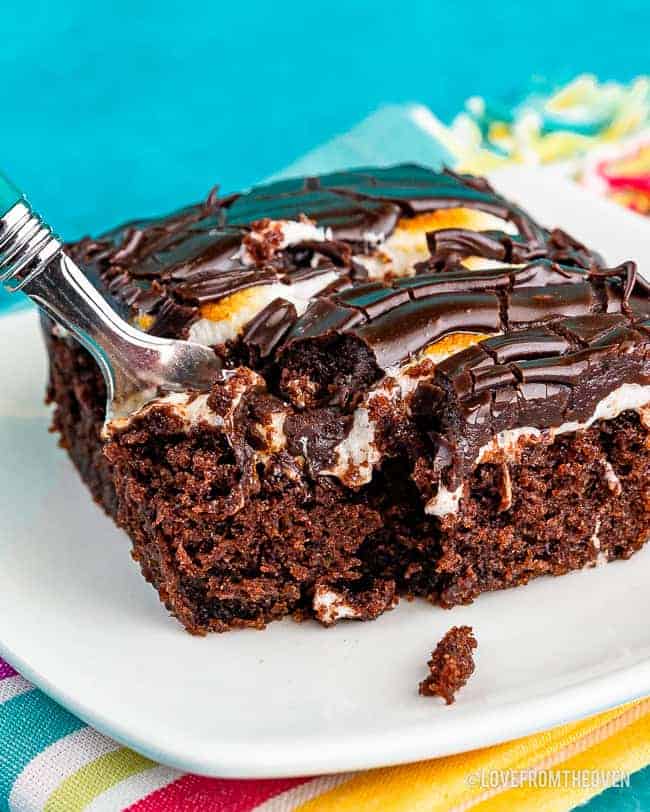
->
<box><xmin>425</xmin><ymin>227</ymin><xmax>601</xmax><ymax>271</ymax></box>
<box><xmin>278</xmin><ymin>261</ymin><xmax>650</xmax><ymax>407</ymax></box>
<box><xmin>66</xmin><ymin>164</ymin><xmax>600</xmax><ymax>342</ymax></box>
<box><xmin>413</xmin><ymin>314</ymin><xmax>650</xmax><ymax>494</ymax></box>
<box><xmin>64</xmin><ymin>164</ymin><xmax>649</xmax><ymax>496</ymax></box>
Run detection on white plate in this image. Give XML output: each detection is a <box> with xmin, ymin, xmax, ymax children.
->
<box><xmin>1</xmin><ymin>168</ymin><xmax>650</xmax><ymax>779</ymax></box>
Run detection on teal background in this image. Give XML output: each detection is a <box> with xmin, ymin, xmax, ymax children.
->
<box><xmin>3</xmin><ymin>0</ymin><xmax>650</xmax><ymax>240</ymax></box>
<box><xmin>2</xmin><ymin>2</ymin><xmax>650</xmax><ymax>808</ymax></box>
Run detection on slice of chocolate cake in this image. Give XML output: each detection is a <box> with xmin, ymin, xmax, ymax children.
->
<box><xmin>43</xmin><ymin>164</ymin><xmax>650</xmax><ymax>633</ymax></box>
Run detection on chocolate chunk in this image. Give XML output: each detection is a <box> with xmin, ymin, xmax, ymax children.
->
<box><xmin>558</xmin><ymin>314</ymin><xmax>629</xmax><ymax>346</ymax></box>
<box><xmin>513</xmin><ymin>353</ymin><xmax>594</xmax><ymax>386</ymax></box>
<box><xmin>590</xmin><ymin>324</ymin><xmax>648</xmax><ymax>349</ymax></box>
<box><xmin>426</xmin><ymin>229</ymin><xmax>510</xmax><ymax>265</ymax></box>
<box><xmin>511</xmin><ymin>260</ymin><xmax>588</xmax><ymax>288</ymax></box>
<box><xmin>472</xmin><ymin>365</ymin><xmax>519</xmax><ymax>394</ymax></box>
<box><xmin>437</xmin><ymin>344</ymin><xmax>495</xmax><ymax>378</ymax></box>
<box><xmin>288</xmin><ymin>239</ymin><xmax>352</xmax><ymax>267</ymax></box>
<box><xmin>426</xmin><ymin>229</ymin><xmax>599</xmax><ymax>273</ymax></box>
<box><xmin>284</xmin><ymin>299</ymin><xmax>365</xmax><ymax>342</ymax></box>
<box><xmin>141</xmin><ymin>228</ymin><xmax>244</xmax><ymax>281</ymax></box>
<box><xmin>546</xmin><ymin>228</ymin><xmax>603</xmax><ymax>268</ymax></box>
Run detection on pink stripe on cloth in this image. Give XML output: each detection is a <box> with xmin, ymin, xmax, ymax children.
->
<box><xmin>0</xmin><ymin>659</ymin><xmax>18</xmax><ymax>680</ymax></box>
<box><xmin>127</xmin><ymin>775</ymin><xmax>311</xmax><ymax>812</ymax></box>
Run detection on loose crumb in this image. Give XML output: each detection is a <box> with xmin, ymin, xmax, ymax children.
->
<box><xmin>419</xmin><ymin>625</ymin><xmax>477</xmax><ymax>704</ymax></box>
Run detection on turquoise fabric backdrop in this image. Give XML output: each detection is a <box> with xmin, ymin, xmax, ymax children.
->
<box><xmin>3</xmin><ymin>0</ymin><xmax>650</xmax><ymax>241</ymax></box>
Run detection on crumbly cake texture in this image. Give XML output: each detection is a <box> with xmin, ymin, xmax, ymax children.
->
<box><xmin>419</xmin><ymin>626</ymin><xmax>477</xmax><ymax>704</ymax></box>
<box><xmin>43</xmin><ymin>164</ymin><xmax>650</xmax><ymax>634</ymax></box>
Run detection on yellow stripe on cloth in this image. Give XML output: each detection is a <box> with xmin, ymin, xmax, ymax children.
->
<box><xmin>471</xmin><ymin>704</ymin><xmax>650</xmax><ymax>811</ymax></box>
<box><xmin>43</xmin><ymin>747</ymin><xmax>156</xmax><ymax>812</ymax></box>
<box><xmin>297</xmin><ymin>698</ymin><xmax>650</xmax><ymax>812</ymax></box>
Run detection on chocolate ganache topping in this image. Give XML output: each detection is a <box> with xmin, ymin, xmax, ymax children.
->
<box><xmin>66</xmin><ymin>164</ymin><xmax>650</xmax><ymax>501</ymax></box>
<box><xmin>276</xmin><ymin>260</ymin><xmax>649</xmax><ymax>408</ymax></box>
<box><xmin>412</xmin><ymin>312</ymin><xmax>650</xmax><ymax>504</ymax></box>
<box><xmin>67</xmin><ymin>164</ymin><xmax>601</xmax><ymax>347</ymax></box>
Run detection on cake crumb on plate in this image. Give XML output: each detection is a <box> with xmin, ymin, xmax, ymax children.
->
<box><xmin>419</xmin><ymin>626</ymin><xmax>477</xmax><ymax>704</ymax></box>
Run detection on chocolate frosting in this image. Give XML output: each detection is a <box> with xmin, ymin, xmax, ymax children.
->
<box><xmin>65</xmin><ymin>164</ymin><xmax>650</xmax><ymax>498</ymax></box>
<box><xmin>67</xmin><ymin>164</ymin><xmax>601</xmax><ymax>341</ymax></box>
<box><xmin>413</xmin><ymin>314</ymin><xmax>650</xmax><ymax>495</ymax></box>
<box><xmin>277</xmin><ymin>261</ymin><xmax>650</xmax><ymax>408</ymax></box>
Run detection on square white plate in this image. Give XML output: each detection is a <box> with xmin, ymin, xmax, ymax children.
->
<box><xmin>1</xmin><ymin>168</ymin><xmax>649</xmax><ymax>778</ymax></box>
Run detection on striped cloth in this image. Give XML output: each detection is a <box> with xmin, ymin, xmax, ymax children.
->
<box><xmin>2</xmin><ymin>78</ymin><xmax>650</xmax><ymax>810</ymax></box>
<box><xmin>4</xmin><ymin>656</ymin><xmax>650</xmax><ymax>811</ymax></box>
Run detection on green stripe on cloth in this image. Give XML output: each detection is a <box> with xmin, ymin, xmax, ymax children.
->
<box><xmin>0</xmin><ymin>690</ymin><xmax>85</xmax><ymax>810</ymax></box>
<box><xmin>43</xmin><ymin>748</ymin><xmax>156</xmax><ymax>812</ymax></box>
<box><xmin>584</xmin><ymin>763</ymin><xmax>650</xmax><ymax>810</ymax></box>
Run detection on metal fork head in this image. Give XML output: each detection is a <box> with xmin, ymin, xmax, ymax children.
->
<box><xmin>0</xmin><ymin>201</ymin><xmax>223</xmax><ymax>426</ymax></box>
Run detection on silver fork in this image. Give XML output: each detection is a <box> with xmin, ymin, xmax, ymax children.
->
<box><xmin>0</xmin><ymin>173</ymin><xmax>222</xmax><ymax>425</ymax></box>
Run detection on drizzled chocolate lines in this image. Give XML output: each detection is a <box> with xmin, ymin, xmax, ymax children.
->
<box><xmin>66</xmin><ymin>165</ymin><xmax>584</xmax><ymax>341</ymax></box>
<box><xmin>425</xmin><ymin>226</ymin><xmax>601</xmax><ymax>272</ymax></box>
<box><xmin>277</xmin><ymin>261</ymin><xmax>648</xmax><ymax>409</ymax></box>
<box><xmin>413</xmin><ymin>313</ymin><xmax>650</xmax><ymax>496</ymax></box>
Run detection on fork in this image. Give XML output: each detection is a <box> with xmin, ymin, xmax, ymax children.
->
<box><xmin>0</xmin><ymin>172</ymin><xmax>222</xmax><ymax>425</ymax></box>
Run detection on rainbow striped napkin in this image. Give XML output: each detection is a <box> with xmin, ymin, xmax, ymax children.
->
<box><xmin>3</xmin><ymin>655</ymin><xmax>650</xmax><ymax>810</ymax></box>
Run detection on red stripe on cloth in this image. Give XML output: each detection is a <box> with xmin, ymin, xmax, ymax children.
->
<box><xmin>126</xmin><ymin>774</ymin><xmax>311</xmax><ymax>812</ymax></box>
<box><xmin>0</xmin><ymin>659</ymin><xmax>17</xmax><ymax>680</ymax></box>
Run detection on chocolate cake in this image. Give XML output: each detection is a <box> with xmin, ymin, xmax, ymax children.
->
<box><xmin>43</xmin><ymin>165</ymin><xmax>650</xmax><ymax>633</ymax></box>
<box><xmin>419</xmin><ymin>626</ymin><xmax>477</xmax><ymax>703</ymax></box>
